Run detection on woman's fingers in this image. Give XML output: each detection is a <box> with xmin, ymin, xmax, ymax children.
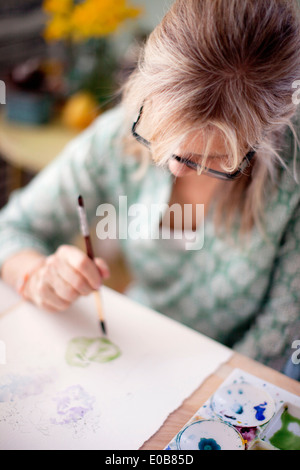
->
<box><xmin>52</xmin><ymin>256</ymin><xmax>92</xmax><ymax>296</ymax></box>
<box><xmin>58</xmin><ymin>245</ymin><xmax>103</xmax><ymax>290</ymax></box>
<box><xmin>51</xmin><ymin>273</ymin><xmax>80</xmax><ymax>303</ymax></box>
<box><xmin>23</xmin><ymin>245</ymin><xmax>110</xmax><ymax>313</ymax></box>
<box><xmin>32</xmin><ymin>273</ymin><xmax>70</xmax><ymax>312</ymax></box>
<box><xmin>94</xmin><ymin>257</ymin><xmax>110</xmax><ymax>280</ymax></box>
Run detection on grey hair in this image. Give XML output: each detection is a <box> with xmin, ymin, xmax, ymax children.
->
<box><xmin>122</xmin><ymin>0</ymin><xmax>300</xmax><ymax>237</ymax></box>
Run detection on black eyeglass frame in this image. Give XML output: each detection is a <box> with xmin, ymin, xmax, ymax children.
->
<box><xmin>132</xmin><ymin>105</ymin><xmax>256</xmax><ymax>181</ymax></box>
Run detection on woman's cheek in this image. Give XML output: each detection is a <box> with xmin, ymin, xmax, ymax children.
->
<box><xmin>168</xmin><ymin>159</ymin><xmax>194</xmax><ymax>177</ymax></box>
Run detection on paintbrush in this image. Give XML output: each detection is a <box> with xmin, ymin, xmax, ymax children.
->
<box><xmin>77</xmin><ymin>195</ymin><xmax>107</xmax><ymax>336</ymax></box>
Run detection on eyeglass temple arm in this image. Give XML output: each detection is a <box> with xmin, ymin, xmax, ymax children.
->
<box><xmin>132</xmin><ymin>106</ymin><xmax>152</xmax><ymax>149</ymax></box>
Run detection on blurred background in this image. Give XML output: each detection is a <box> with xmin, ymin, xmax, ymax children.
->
<box><xmin>0</xmin><ymin>0</ymin><xmax>173</xmax><ymax>293</ymax></box>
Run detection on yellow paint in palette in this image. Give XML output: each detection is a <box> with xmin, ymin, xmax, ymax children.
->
<box><xmin>248</xmin><ymin>440</ymin><xmax>277</xmax><ymax>451</ymax></box>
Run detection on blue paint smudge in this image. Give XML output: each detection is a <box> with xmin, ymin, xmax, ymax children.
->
<box><xmin>198</xmin><ymin>438</ymin><xmax>221</xmax><ymax>450</ymax></box>
<box><xmin>0</xmin><ymin>374</ymin><xmax>51</xmax><ymax>403</ymax></box>
<box><xmin>254</xmin><ymin>402</ymin><xmax>267</xmax><ymax>421</ymax></box>
<box><xmin>232</xmin><ymin>403</ymin><xmax>244</xmax><ymax>415</ymax></box>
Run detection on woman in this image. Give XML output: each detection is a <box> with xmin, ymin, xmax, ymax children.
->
<box><xmin>0</xmin><ymin>0</ymin><xmax>300</xmax><ymax>379</ymax></box>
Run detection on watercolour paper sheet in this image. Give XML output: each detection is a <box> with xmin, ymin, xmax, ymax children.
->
<box><xmin>0</xmin><ymin>283</ymin><xmax>232</xmax><ymax>450</ymax></box>
<box><xmin>0</xmin><ymin>282</ymin><xmax>22</xmax><ymax>315</ymax></box>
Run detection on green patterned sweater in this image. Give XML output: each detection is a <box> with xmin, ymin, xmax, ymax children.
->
<box><xmin>0</xmin><ymin>106</ymin><xmax>299</xmax><ymax>377</ymax></box>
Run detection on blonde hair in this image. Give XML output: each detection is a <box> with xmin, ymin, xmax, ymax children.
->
<box><xmin>122</xmin><ymin>0</ymin><xmax>300</xmax><ymax>238</ymax></box>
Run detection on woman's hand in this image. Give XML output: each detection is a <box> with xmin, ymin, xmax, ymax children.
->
<box><xmin>23</xmin><ymin>245</ymin><xmax>110</xmax><ymax>312</ymax></box>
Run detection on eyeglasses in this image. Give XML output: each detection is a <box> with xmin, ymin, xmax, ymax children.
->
<box><xmin>132</xmin><ymin>105</ymin><xmax>256</xmax><ymax>181</ymax></box>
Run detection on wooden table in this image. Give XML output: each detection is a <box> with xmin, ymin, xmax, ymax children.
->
<box><xmin>0</xmin><ymin>112</ymin><xmax>78</xmax><ymax>174</ymax></box>
<box><xmin>0</xmin><ymin>282</ymin><xmax>299</xmax><ymax>450</ymax></box>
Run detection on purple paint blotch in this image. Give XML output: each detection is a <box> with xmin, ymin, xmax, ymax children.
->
<box><xmin>52</xmin><ymin>385</ymin><xmax>95</xmax><ymax>425</ymax></box>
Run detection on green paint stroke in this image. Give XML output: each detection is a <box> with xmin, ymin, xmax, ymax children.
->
<box><xmin>270</xmin><ymin>409</ymin><xmax>300</xmax><ymax>450</ymax></box>
<box><xmin>66</xmin><ymin>337</ymin><xmax>121</xmax><ymax>368</ymax></box>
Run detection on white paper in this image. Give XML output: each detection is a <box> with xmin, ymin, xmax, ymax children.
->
<box><xmin>0</xmin><ymin>282</ymin><xmax>21</xmax><ymax>315</ymax></box>
<box><xmin>0</xmin><ymin>284</ymin><xmax>232</xmax><ymax>450</ymax></box>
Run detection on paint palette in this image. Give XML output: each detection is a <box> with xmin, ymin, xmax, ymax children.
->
<box><xmin>211</xmin><ymin>383</ymin><xmax>275</xmax><ymax>427</ymax></box>
<box><xmin>165</xmin><ymin>369</ymin><xmax>300</xmax><ymax>451</ymax></box>
<box><xmin>176</xmin><ymin>419</ymin><xmax>245</xmax><ymax>451</ymax></box>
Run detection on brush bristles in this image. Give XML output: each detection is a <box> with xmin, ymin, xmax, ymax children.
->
<box><xmin>100</xmin><ymin>320</ymin><xmax>107</xmax><ymax>336</ymax></box>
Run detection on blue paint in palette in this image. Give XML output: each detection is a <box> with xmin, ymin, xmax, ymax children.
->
<box><xmin>198</xmin><ymin>438</ymin><xmax>221</xmax><ymax>451</ymax></box>
<box><xmin>254</xmin><ymin>402</ymin><xmax>267</xmax><ymax>421</ymax></box>
<box><xmin>232</xmin><ymin>403</ymin><xmax>244</xmax><ymax>415</ymax></box>
<box><xmin>176</xmin><ymin>419</ymin><xmax>245</xmax><ymax>450</ymax></box>
<box><xmin>211</xmin><ymin>383</ymin><xmax>275</xmax><ymax>427</ymax></box>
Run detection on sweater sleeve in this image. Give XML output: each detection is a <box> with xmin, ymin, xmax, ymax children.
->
<box><xmin>0</xmin><ymin>106</ymin><xmax>126</xmax><ymax>269</ymax></box>
<box><xmin>234</xmin><ymin>201</ymin><xmax>300</xmax><ymax>378</ymax></box>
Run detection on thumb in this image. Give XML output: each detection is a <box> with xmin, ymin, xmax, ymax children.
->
<box><xmin>94</xmin><ymin>258</ymin><xmax>110</xmax><ymax>280</ymax></box>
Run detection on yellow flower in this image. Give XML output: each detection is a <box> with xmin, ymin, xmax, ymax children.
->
<box><xmin>43</xmin><ymin>0</ymin><xmax>142</xmax><ymax>42</ymax></box>
<box><xmin>71</xmin><ymin>0</ymin><xmax>141</xmax><ymax>40</ymax></box>
<box><xmin>43</xmin><ymin>0</ymin><xmax>72</xmax><ymax>15</ymax></box>
<box><xmin>44</xmin><ymin>15</ymin><xmax>72</xmax><ymax>41</ymax></box>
